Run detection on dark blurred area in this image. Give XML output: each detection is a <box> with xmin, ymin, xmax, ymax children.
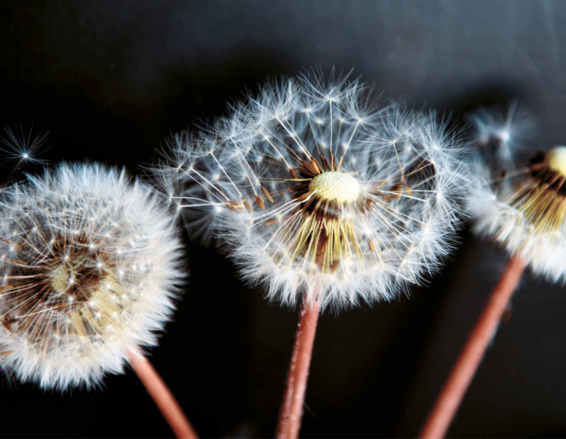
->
<box><xmin>1</xmin><ymin>1</ymin><xmax>566</xmax><ymax>437</ymax></box>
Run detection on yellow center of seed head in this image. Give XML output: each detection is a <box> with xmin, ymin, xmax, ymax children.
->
<box><xmin>547</xmin><ymin>146</ymin><xmax>566</xmax><ymax>176</ymax></box>
<box><xmin>309</xmin><ymin>171</ymin><xmax>361</xmax><ymax>203</ymax></box>
<box><xmin>50</xmin><ymin>264</ymin><xmax>70</xmax><ymax>292</ymax></box>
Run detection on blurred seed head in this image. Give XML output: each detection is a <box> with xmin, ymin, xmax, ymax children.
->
<box><xmin>467</xmin><ymin>107</ymin><xmax>566</xmax><ymax>281</ymax></box>
<box><xmin>0</xmin><ymin>164</ymin><xmax>182</xmax><ymax>389</ymax></box>
<box><xmin>162</xmin><ymin>74</ymin><xmax>466</xmax><ymax>308</ymax></box>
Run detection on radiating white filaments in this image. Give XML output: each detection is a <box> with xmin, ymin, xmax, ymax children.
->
<box><xmin>162</xmin><ymin>74</ymin><xmax>466</xmax><ymax>307</ymax></box>
<box><xmin>0</xmin><ymin>126</ymin><xmax>49</xmax><ymax>170</ymax></box>
<box><xmin>467</xmin><ymin>108</ymin><xmax>566</xmax><ymax>282</ymax></box>
<box><xmin>0</xmin><ymin>164</ymin><xmax>182</xmax><ymax>389</ymax></box>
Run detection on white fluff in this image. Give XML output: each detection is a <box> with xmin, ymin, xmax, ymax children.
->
<box><xmin>467</xmin><ymin>108</ymin><xmax>566</xmax><ymax>282</ymax></box>
<box><xmin>0</xmin><ymin>164</ymin><xmax>182</xmax><ymax>389</ymax></box>
<box><xmin>162</xmin><ymin>74</ymin><xmax>466</xmax><ymax>308</ymax></box>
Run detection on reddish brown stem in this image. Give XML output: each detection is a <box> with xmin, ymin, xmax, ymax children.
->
<box><xmin>277</xmin><ymin>289</ymin><xmax>322</xmax><ymax>439</ymax></box>
<box><xmin>419</xmin><ymin>255</ymin><xmax>527</xmax><ymax>439</ymax></box>
<box><xmin>127</xmin><ymin>348</ymin><xmax>198</xmax><ymax>439</ymax></box>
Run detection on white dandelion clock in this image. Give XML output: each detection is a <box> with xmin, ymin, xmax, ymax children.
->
<box><xmin>422</xmin><ymin>108</ymin><xmax>551</xmax><ymax>439</ymax></box>
<box><xmin>168</xmin><ymin>76</ymin><xmax>466</xmax><ymax>308</ymax></box>
<box><xmin>467</xmin><ymin>108</ymin><xmax>566</xmax><ymax>282</ymax></box>
<box><xmin>164</xmin><ymin>73</ymin><xmax>466</xmax><ymax>439</ymax></box>
<box><xmin>0</xmin><ymin>164</ymin><xmax>182</xmax><ymax>389</ymax></box>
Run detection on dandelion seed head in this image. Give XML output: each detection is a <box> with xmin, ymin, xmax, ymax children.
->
<box><xmin>166</xmin><ymin>74</ymin><xmax>465</xmax><ymax>307</ymax></box>
<box><xmin>0</xmin><ymin>164</ymin><xmax>182</xmax><ymax>389</ymax></box>
<box><xmin>468</xmin><ymin>108</ymin><xmax>566</xmax><ymax>282</ymax></box>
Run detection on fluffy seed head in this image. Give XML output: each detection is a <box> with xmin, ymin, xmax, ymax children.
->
<box><xmin>163</xmin><ymin>74</ymin><xmax>465</xmax><ymax>308</ymax></box>
<box><xmin>0</xmin><ymin>164</ymin><xmax>182</xmax><ymax>389</ymax></box>
<box><xmin>467</xmin><ymin>109</ymin><xmax>566</xmax><ymax>282</ymax></box>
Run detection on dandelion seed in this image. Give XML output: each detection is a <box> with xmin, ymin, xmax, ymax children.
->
<box><xmin>161</xmin><ymin>73</ymin><xmax>466</xmax><ymax>439</ymax></box>
<box><xmin>0</xmin><ymin>125</ymin><xmax>49</xmax><ymax>171</ymax></box>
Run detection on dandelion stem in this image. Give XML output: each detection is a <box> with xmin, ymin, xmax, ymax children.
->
<box><xmin>276</xmin><ymin>285</ymin><xmax>321</xmax><ymax>439</ymax></box>
<box><xmin>127</xmin><ymin>348</ymin><xmax>198</xmax><ymax>439</ymax></box>
<box><xmin>419</xmin><ymin>255</ymin><xmax>526</xmax><ymax>439</ymax></box>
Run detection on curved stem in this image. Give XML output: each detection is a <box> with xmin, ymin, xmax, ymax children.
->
<box><xmin>276</xmin><ymin>285</ymin><xmax>322</xmax><ymax>439</ymax></box>
<box><xmin>419</xmin><ymin>255</ymin><xmax>526</xmax><ymax>439</ymax></box>
<box><xmin>127</xmin><ymin>348</ymin><xmax>198</xmax><ymax>439</ymax></box>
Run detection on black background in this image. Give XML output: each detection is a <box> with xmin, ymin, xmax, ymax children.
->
<box><xmin>1</xmin><ymin>1</ymin><xmax>566</xmax><ymax>437</ymax></box>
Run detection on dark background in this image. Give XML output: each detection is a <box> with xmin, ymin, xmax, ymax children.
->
<box><xmin>1</xmin><ymin>1</ymin><xmax>566</xmax><ymax>437</ymax></box>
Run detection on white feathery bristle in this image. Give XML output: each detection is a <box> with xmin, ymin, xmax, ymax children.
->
<box><xmin>467</xmin><ymin>108</ymin><xmax>566</xmax><ymax>282</ymax></box>
<box><xmin>0</xmin><ymin>163</ymin><xmax>182</xmax><ymax>389</ymax></box>
<box><xmin>0</xmin><ymin>126</ymin><xmax>49</xmax><ymax>170</ymax></box>
<box><xmin>163</xmin><ymin>74</ymin><xmax>466</xmax><ymax>308</ymax></box>
<box><xmin>467</xmin><ymin>104</ymin><xmax>533</xmax><ymax>170</ymax></box>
